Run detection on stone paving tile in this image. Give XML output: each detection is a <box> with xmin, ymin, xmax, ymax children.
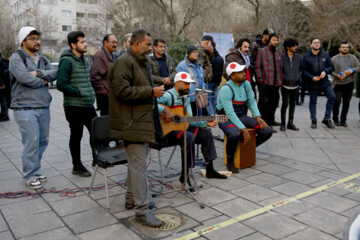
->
<box><xmin>7</xmin><ymin>211</ymin><xmax>64</xmax><ymax>239</ymax></box>
<box><xmin>344</xmin><ymin>192</ymin><xmax>360</xmax><ymax>202</ymax></box>
<box><xmin>212</xmin><ymin>197</ymin><xmax>261</xmax><ymax>218</ymax></box>
<box><xmin>175</xmin><ymin>202</ymin><xmax>223</xmax><ymax>222</ymax></box>
<box><xmin>284</xmin><ymin>227</ymin><xmax>339</xmax><ymax>240</ymax></box>
<box><xmin>0</xmin><ymin>169</ymin><xmax>22</xmax><ymax>182</ymax></box>
<box><xmin>230</xmin><ymin>184</ymin><xmax>279</xmax><ymax>202</ymax></box>
<box><xmin>193</xmin><ymin>215</ymin><xmax>255</xmax><ymax>240</ymax></box>
<box><xmin>43</xmin><ymin>154</ymin><xmax>72</xmax><ymax>164</ymax></box>
<box><xmin>233</xmin><ymin>168</ymin><xmax>263</xmax><ymax>179</ymax></box>
<box><xmin>341</xmin><ymin>204</ymin><xmax>360</xmax><ymax>218</ymax></box>
<box><xmin>243</xmin><ymin>212</ymin><xmax>307</xmax><ymax>239</ymax></box>
<box><xmin>204</xmin><ymin>176</ymin><xmax>249</xmax><ymax>191</ymax></box>
<box><xmin>97</xmin><ymin>194</ymin><xmax>128</xmax><ymax>214</ymax></box>
<box><xmin>0</xmin><ymin>163</ymin><xmax>17</xmax><ymax>173</ymax></box>
<box><xmin>62</xmin><ymin>207</ymin><xmax>118</xmax><ymax>234</ymax></box>
<box><xmin>19</xmin><ymin>227</ymin><xmax>77</xmax><ymax>240</ymax></box>
<box><xmin>1</xmin><ymin>198</ymin><xmax>51</xmax><ymax>221</ymax></box>
<box><xmin>281</xmin><ymin>170</ymin><xmax>327</xmax><ymax>185</ymax></box>
<box><xmin>0</xmin><ymin>211</ymin><xmax>9</xmax><ymax>232</ymax></box>
<box><xmin>50</xmin><ymin>195</ymin><xmax>99</xmax><ymax>216</ymax></box>
<box><xmin>258</xmin><ymin>193</ymin><xmax>291</xmax><ymax>206</ymax></box>
<box><xmin>189</xmin><ymin>187</ymin><xmax>237</xmax><ymax>206</ymax></box>
<box><xmin>246</xmin><ymin>173</ymin><xmax>289</xmax><ymax>188</ymax></box>
<box><xmin>271</xmin><ymin>181</ymin><xmax>312</xmax><ymax>196</ymax></box>
<box><xmin>161</xmin><ymin>230</ymin><xmax>206</xmax><ymax>240</ymax></box>
<box><xmin>254</xmin><ymin>162</ymin><xmax>297</xmax><ymax>176</ymax></box>
<box><xmin>0</xmin><ymin>231</ymin><xmax>14</xmax><ymax>240</ymax></box>
<box><xmin>239</xmin><ymin>232</ymin><xmax>272</xmax><ymax>240</ymax></box>
<box><xmin>271</xmin><ymin>200</ymin><xmax>316</xmax><ymax>217</ymax></box>
<box><xmin>77</xmin><ymin>224</ymin><xmax>141</xmax><ymax>240</ymax></box>
<box><xmin>302</xmin><ymin>191</ymin><xmax>358</xmax><ymax>213</ymax></box>
<box><xmin>293</xmin><ymin>207</ymin><xmax>348</xmax><ymax>235</ymax></box>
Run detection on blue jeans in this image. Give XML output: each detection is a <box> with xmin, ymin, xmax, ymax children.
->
<box><xmin>14</xmin><ymin>108</ymin><xmax>50</xmax><ymax>181</ymax></box>
<box><xmin>308</xmin><ymin>85</ymin><xmax>336</xmax><ymax>121</ymax></box>
<box><xmin>206</xmin><ymin>82</ymin><xmax>219</xmax><ymax>114</ymax></box>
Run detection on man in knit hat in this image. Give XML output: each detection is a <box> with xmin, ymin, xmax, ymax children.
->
<box><xmin>9</xmin><ymin>26</ymin><xmax>57</xmax><ymax>189</ymax></box>
<box><xmin>256</xmin><ymin>33</ymin><xmax>283</xmax><ymax>132</ymax></box>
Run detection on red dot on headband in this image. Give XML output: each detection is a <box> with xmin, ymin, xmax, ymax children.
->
<box><xmin>181</xmin><ymin>73</ymin><xmax>187</xmax><ymax>79</ymax></box>
<box><xmin>230</xmin><ymin>63</ymin><xmax>236</xmax><ymax>69</ymax></box>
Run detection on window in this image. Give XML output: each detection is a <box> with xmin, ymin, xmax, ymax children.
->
<box><xmin>88</xmin><ymin>0</ymin><xmax>98</xmax><ymax>4</ymax></box>
<box><xmin>106</xmin><ymin>14</ymin><xmax>113</xmax><ymax>20</ymax></box>
<box><xmin>76</xmin><ymin>12</ymin><xmax>85</xmax><ymax>18</ymax></box>
<box><xmin>62</xmin><ymin>10</ymin><xmax>71</xmax><ymax>17</ymax></box>
<box><xmin>87</xmin><ymin>13</ymin><xmax>97</xmax><ymax>18</ymax></box>
<box><xmin>61</xmin><ymin>0</ymin><xmax>71</xmax><ymax>2</ymax></box>
<box><xmin>40</xmin><ymin>0</ymin><xmax>56</xmax><ymax>4</ymax></box>
<box><xmin>77</xmin><ymin>0</ymin><xmax>87</xmax><ymax>3</ymax></box>
<box><xmin>62</xmin><ymin>25</ymin><xmax>72</xmax><ymax>32</ymax></box>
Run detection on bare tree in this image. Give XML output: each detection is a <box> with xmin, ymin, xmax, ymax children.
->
<box><xmin>0</xmin><ymin>2</ymin><xmax>16</xmax><ymax>58</ymax></box>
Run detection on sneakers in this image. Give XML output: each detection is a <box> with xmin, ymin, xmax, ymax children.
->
<box><xmin>26</xmin><ymin>179</ymin><xmax>42</xmax><ymax>190</ymax></box>
<box><xmin>333</xmin><ymin>119</ymin><xmax>341</xmax><ymax>126</ymax></box>
<box><xmin>280</xmin><ymin>124</ymin><xmax>286</xmax><ymax>131</ymax></box>
<box><xmin>341</xmin><ymin>121</ymin><xmax>348</xmax><ymax>127</ymax></box>
<box><xmin>321</xmin><ymin>119</ymin><xmax>335</xmax><ymax>128</ymax></box>
<box><xmin>72</xmin><ymin>164</ymin><xmax>91</xmax><ymax>177</ymax></box>
<box><xmin>35</xmin><ymin>175</ymin><xmax>47</xmax><ymax>182</ymax></box>
<box><xmin>0</xmin><ymin>115</ymin><xmax>9</xmax><ymax>122</ymax></box>
<box><xmin>272</xmin><ymin>121</ymin><xmax>281</xmax><ymax>126</ymax></box>
<box><xmin>311</xmin><ymin>121</ymin><xmax>317</xmax><ymax>129</ymax></box>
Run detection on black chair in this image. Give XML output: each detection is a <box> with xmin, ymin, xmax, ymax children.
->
<box><xmin>88</xmin><ymin>116</ymin><xmax>127</xmax><ymax>209</ymax></box>
<box><xmin>150</xmin><ymin>143</ymin><xmax>177</xmax><ymax>184</ymax></box>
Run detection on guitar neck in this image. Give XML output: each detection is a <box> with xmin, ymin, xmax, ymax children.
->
<box><xmin>178</xmin><ymin>116</ymin><xmax>215</xmax><ymax>122</ymax></box>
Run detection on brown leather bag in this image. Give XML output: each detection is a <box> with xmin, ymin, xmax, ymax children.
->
<box><xmin>186</xmin><ymin>64</ymin><xmax>209</xmax><ymax>108</ymax></box>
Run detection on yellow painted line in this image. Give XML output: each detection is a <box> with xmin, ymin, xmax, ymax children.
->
<box><xmin>352</xmin><ymin>186</ymin><xmax>360</xmax><ymax>192</ymax></box>
<box><xmin>175</xmin><ymin>172</ymin><xmax>360</xmax><ymax>240</ymax></box>
<box><xmin>340</xmin><ymin>182</ymin><xmax>356</xmax><ymax>189</ymax></box>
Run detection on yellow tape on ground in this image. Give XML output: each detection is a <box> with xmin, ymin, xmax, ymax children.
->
<box><xmin>176</xmin><ymin>172</ymin><xmax>360</xmax><ymax>240</ymax></box>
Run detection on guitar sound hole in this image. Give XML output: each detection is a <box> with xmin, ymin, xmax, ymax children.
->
<box><xmin>174</xmin><ymin>116</ymin><xmax>181</xmax><ymax>123</ymax></box>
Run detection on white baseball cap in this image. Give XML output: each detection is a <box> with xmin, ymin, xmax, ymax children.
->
<box><xmin>174</xmin><ymin>72</ymin><xmax>196</xmax><ymax>83</ymax></box>
<box><xmin>226</xmin><ymin>62</ymin><xmax>246</xmax><ymax>77</ymax></box>
<box><xmin>18</xmin><ymin>26</ymin><xmax>39</xmax><ymax>44</ymax></box>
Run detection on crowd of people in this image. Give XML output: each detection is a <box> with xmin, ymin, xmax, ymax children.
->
<box><xmin>2</xmin><ymin>25</ymin><xmax>360</xmax><ymax>227</ymax></box>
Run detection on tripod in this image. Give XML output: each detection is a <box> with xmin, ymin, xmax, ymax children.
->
<box><xmin>153</xmin><ymin>94</ymin><xmax>205</xmax><ymax>209</ymax></box>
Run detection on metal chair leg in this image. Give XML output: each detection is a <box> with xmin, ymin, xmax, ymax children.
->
<box><xmin>165</xmin><ymin>146</ymin><xmax>177</xmax><ymax>168</ymax></box>
<box><xmin>158</xmin><ymin>150</ymin><xmax>165</xmax><ymax>185</ymax></box>
<box><xmin>88</xmin><ymin>165</ymin><xmax>99</xmax><ymax>194</ymax></box>
<box><xmin>104</xmin><ymin>169</ymin><xmax>110</xmax><ymax>209</ymax></box>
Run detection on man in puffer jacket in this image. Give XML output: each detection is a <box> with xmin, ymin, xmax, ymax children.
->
<box><xmin>57</xmin><ymin>31</ymin><xmax>96</xmax><ymax>177</ymax></box>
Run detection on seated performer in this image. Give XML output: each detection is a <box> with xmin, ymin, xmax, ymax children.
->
<box><xmin>217</xmin><ymin>62</ymin><xmax>273</xmax><ymax>173</ymax></box>
<box><xmin>158</xmin><ymin>72</ymin><xmax>227</xmax><ymax>190</ymax></box>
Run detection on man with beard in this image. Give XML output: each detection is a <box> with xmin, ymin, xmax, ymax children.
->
<box><xmin>157</xmin><ymin>72</ymin><xmax>227</xmax><ymax>190</ymax></box>
<box><xmin>9</xmin><ymin>27</ymin><xmax>57</xmax><ymax>189</ymax></box>
<box><xmin>90</xmin><ymin>34</ymin><xmax>117</xmax><ymax>116</ymax></box>
<box><xmin>224</xmin><ymin>38</ymin><xmax>256</xmax><ymax>98</ymax></box>
<box><xmin>331</xmin><ymin>41</ymin><xmax>360</xmax><ymax>127</ymax></box>
<box><xmin>217</xmin><ymin>62</ymin><xmax>272</xmax><ymax>173</ymax></box>
<box><xmin>57</xmin><ymin>31</ymin><xmax>96</xmax><ymax>177</ymax></box>
<box><xmin>256</xmin><ymin>33</ymin><xmax>283</xmax><ymax>131</ymax></box>
<box><xmin>108</xmin><ymin>29</ymin><xmax>165</xmax><ymax>228</ymax></box>
<box><xmin>302</xmin><ymin>38</ymin><xmax>335</xmax><ymax>129</ymax></box>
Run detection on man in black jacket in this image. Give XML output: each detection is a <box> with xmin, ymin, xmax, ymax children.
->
<box><xmin>302</xmin><ymin>38</ymin><xmax>336</xmax><ymax>129</ymax></box>
<box><xmin>0</xmin><ymin>53</ymin><xmax>10</xmax><ymax>121</ymax></box>
<box><xmin>208</xmin><ymin>42</ymin><xmax>223</xmax><ymax>112</ymax></box>
<box><xmin>280</xmin><ymin>37</ymin><xmax>302</xmax><ymax>131</ymax></box>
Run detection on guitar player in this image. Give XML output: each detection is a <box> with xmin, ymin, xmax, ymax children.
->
<box><xmin>217</xmin><ymin>62</ymin><xmax>273</xmax><ymax>173</ymax></box>
<box><xmin>158</xmin><ymin>72</ymin><xmax>227</xmax><ymax>191</ymax></box>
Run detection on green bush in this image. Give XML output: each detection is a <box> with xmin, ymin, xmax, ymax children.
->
<box><xmin>168</xmin><ymin>35</ymin><xmax>191</xmax><ymax>66</ymax></box>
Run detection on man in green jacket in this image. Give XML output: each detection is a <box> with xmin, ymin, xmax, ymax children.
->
<box><xmin>57</xmin><ymin>31</ymin><xmax>96</xmax><ymax>177</ymax></box>
<box><xmin>108</xmin><ymin>29</ymin><xmax>165</xmax><ymax>228</ymax></box>
<box><xmin>147</xmin><ymin>38</ymin><xmax>176</xmax><ymax>90</ymax></box>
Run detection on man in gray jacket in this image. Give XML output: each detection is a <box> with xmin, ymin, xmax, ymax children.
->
<box><xmin>9</xmin><ymin>26</ymin><xmax>56</xmax><ymax>189</ymax></box>
<box><xmin>331</xmin><ymin>41</ymin><xmax>360</xmax><ymax>127</ymax></box>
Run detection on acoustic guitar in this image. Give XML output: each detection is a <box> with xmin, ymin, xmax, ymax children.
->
<box><xmin>160</xmin><ymin>104</ymin><xmax>228</xmax><ymax>135</ymax></box>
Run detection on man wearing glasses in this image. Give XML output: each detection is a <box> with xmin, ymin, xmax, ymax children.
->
<box><xmin>9</xmin><ymin>26</ymin><xmax>57</xmax><ymax>189</ymax></box>
<box><xmin>90</xmin><ymin>34</ymin><xmax>118</xmax><ymax>116</ymax></box>
<box><xmin>302</xmin><ymin>38</ymin><xmax>336</xmax><ymax>129</ymax></box>
<box><xmin>331</xmin><ymin>42</ymin><xmax>360</xmax><ymax>127</ymax></box>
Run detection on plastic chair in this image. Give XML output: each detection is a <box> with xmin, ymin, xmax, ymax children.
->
<box><xmin>88</xmin><ymin>116</ymin><xmax>127</xmax><ymax>209</ymax></box>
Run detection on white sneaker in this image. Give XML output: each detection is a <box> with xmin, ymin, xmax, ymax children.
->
<box><xmin>26</xmin><ymin>179</ymin><xmax>42</xmax><ymax>190</ymax></box>
<box><xmin>35</xmin><ymin>175</ymin><xmax>47</xmax><ymax>182</ymax></box>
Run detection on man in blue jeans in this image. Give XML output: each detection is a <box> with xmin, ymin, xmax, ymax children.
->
<box><xmin>9</xmin><ymin>27</ymin><xmax>57</xmax><ymax>189</ymax></box>
<box><xmin>302</xmin><ymin>38</ymin><xmax>336</xmax><ymax>129</ymax></box>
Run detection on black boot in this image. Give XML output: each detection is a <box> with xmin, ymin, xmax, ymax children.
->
<box><xmin>287</xmin><ymin>120</ymin><xmax>299</xmax><ymax>131</ymax></box>
<box><xmin>205</xmin><ymin>161</ymin><xmax>227</xmax><ymax>179</ymax></box>
<box><xmin>226</xmin><ymin>155</ymin><xmax>239</xmax><ymax>173</ymax></box>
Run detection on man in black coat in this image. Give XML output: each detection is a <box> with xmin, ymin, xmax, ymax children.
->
<box><xmin>0</xmin><ymin>53</ymin><xmax>10</xmax><ymax>121</ymax></box>
<box><xmin>208</xmin><ymin>42</ymin><xmax>224</xmax><ymax>112</ymax></box>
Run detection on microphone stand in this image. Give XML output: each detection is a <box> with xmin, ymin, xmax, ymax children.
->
<box><xmin>152</xmin><ymin>93</ymin><xmax>204</xmax><ymax>209</ymax></box>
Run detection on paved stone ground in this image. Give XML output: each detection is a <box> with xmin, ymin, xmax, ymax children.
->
<box><xmin>1</xmin><ymin>89</ymin><xmax>360</xmax><ymax>240</ymax></box>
